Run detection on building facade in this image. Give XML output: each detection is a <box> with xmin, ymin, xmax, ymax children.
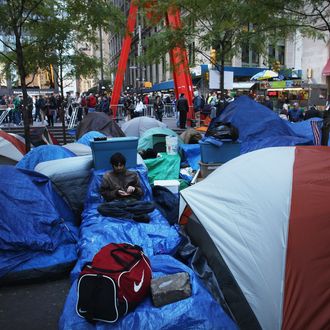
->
<box><xmin>75</xmin><ymin>28</ymin><xmax>111</xmax><ymax>94</ymax></box>
<box><xmin>108</xmin><ymin>1</ymin><xmax>329</xmax><ymax>107</ymax></box>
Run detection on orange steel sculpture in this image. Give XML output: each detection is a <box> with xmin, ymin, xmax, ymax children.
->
<box><xmin>110</xmin><ymin>0</ymin><xmax>194</xmax><ymax>123</ymax></box>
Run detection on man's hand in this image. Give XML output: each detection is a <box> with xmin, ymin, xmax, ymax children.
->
<box><xmin>126</xmin><ymin>186</ymin><xmax>135</xmax><ymax>194</ymax></box>
<box><xmin>118</xmin><ymin>190</ymin><xmax>129</xmax><ymax>196</ymax></box>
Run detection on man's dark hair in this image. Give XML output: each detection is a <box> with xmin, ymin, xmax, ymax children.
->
<box><xmin>110</xmin><ymin>152</ymin><xmax>126</xmax><ymax>166</ymax></box>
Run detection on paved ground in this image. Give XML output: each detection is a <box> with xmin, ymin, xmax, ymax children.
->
<box><xmin>0</xmin><ymin>115</ymin><xmax>183</xmax><ymax>330</ymax></box>
<box><xmin>0</xmin><ymin>277</ymin><xmax>71</xmax><ymax>330</ymax></box>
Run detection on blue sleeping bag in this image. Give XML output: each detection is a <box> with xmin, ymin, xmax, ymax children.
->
<box><xmin>0</xmin><ymin>166</ymin><xmax>78</xmax><ymax>282</ymax></box>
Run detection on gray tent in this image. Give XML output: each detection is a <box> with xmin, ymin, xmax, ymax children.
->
<box><xmin>34</xmin><ymin>155</ymin><xmax>93</xmax><ymax>221</ymax></box>
<box><xmin>121</xmin><ymin>116</ymin><xmax>167</xmax><ymax>137</ymax></box>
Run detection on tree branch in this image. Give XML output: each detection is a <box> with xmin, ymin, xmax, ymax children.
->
<box><xmin>20</xmin><ymin>0</ymin><xmax>44</xmax><ymax>28</ymax></box>
<box><xmin>26</xmin><ymin>71</ymin><xmax>37</xmax><ymax>86</ymax></box>
<box><xmin>314</xmin><ymin>3</ymin><xmax>330</xmax><ymax>33</ymax></box>
<box><xmin>0</xmin><ymin>51</ymin><xmax>17</xmax><ymax>65</ymax></box>
<box><xmin>0</xmin><ymin>38</ymin><xmax>16</xmax><ymax>52</ymax></box>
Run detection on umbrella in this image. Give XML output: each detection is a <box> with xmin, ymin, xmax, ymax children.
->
<box><xmin>250</xmin><ymin>69</ymin><xmax>278</xmax><ymax>81</ymax></box>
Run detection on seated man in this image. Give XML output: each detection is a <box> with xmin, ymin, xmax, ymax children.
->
<box><xmin>100</xmin><ymin>152</ymin><xmax>143</xmax><ymax>202</ymax></box>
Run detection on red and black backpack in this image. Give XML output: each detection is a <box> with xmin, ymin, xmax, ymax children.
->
<box><xmin>76</xmin><ymin>243</ymin><xmax>152</xmax><ymax>323</ymax></box>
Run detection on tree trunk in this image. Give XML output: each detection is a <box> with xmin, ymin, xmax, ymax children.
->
<box><xmin>14</xmin><ymin>29</ymin><xmax>31</xmax><ymax>152</ymax></box>
<box><xmin>220</xmin><ymin>51</ymin><xmax>225</xmax><ymax>101</ymax></box>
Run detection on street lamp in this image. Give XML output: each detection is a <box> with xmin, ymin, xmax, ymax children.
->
<box><xmin>307</xmin><ymin>68</ymin><xmax>313</xmax><ymax>110</ymax></box>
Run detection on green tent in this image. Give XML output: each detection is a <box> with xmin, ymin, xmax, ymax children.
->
<box><xmin>138</xmin><ymin>127</ymin><xmax>183</xmax><ymax>151</ymax></box>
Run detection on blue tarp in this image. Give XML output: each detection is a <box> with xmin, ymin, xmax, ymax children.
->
<box><xmin>180</xmin><ymin>144</ymin><xmax>201</xmax><ymax>171</ymax></box>
<box><xmin>16</xmin><ymin>145</ymin><xmax>76</xmax><ymax>170</ymax></box>
<box><xmin>0</xmin><ymin>166</ymin><xmax>78</xmax><ymax>280</ymax></box>
<box><xmin>286</xmin><ymin>117</ymin><xmax>323</xmax><ymax>145</ymax></box>
<box><xmin>70</xmin><ymin>165</ymin><xmax>181</xmax><ymax>280</ymax></box>
<box><xmin>60</xmin><ymin>165</ymin><xmax>236</xmax><ymax>329</ymax></box>
<box><xmin>59</xmin><ymin>255</ymin><xmax>237</xmax><ymax>330</ymax></box>
<box><xmin>212</xmin><ymin>96</ymin><xmax>312</xmax><ymax>154</ymax></box>
<box><xmin>77</xmin><ymin>131</ymin><xmax>106</xmax><ymax>147</ymax></box>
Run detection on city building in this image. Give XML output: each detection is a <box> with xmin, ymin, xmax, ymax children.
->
<box><xmin>108</xmin><ymin>1</ymin><xmax>328</xmax><ymax>108</ymax></box>
<box><xmin>75</xmin><ymin>29</ymin><xmax>111</xmax><ymax>95</ymax></box>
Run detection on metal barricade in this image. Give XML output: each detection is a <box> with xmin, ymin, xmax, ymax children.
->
<box><xmin>145</xmin><ymin>104</ymin><xmax>154</xmax><ymax>117</ymax></box>
<box><xmin>0</xmin><ymin>108</ymin><xmax>11</xmax><ymax>126</ymax></box>
<box><xmin>110</xmin><ymin>104</ymin><xmax>158</xmax><ymax>120</ymax></box>
<box><xmin>164</xmin><ymin>104</ymin><xmax>175</xmax><ymax>118</ymax></box>
<box><xmin>68</xmin><ymin>105</ymin><xmax>79</xmax><ymax>129</ymax></box>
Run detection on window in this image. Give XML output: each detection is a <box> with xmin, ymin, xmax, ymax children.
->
<box><xmin>241</xmin><ymin>43</ymin><xmax>249</xmax><ymax>64</ymax></box>
<box><xmin>155</xmin><ymin>62</ymin><xmax>159</xmax><ymax>83</ymax></box>
<box><xmin>188</xmin><ymin>42</ymin><xmax>195</xmax><ymax>66</ymax></box>
<box><xmin>241</xmin><ymin>43</ymin><xmax>259</xmax><ymax>67</ymax></box>
<box><xmin>241</xmin><ymin>24</ymin><xmax>260</xmax><ymax>67</ymax></box>
<box><xmin>277</xmin><ymin>45</ymin><xmax>285</xmax><ymax>65</ymax></box>
<box><xmin>268</xmin><ymin>41</ymin><xmax>285</xmax><ymax>65</ymax></box>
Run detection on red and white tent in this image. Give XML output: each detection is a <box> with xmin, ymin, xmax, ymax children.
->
<box><xmin>0</xmin><ymin>130</ymin><xmax>26</xmax><ymax>164</ymax></box>
<box><xmin>180</xmin><ymin>146</ymin><xmax>330</xmax><ymax>329</ymax></box>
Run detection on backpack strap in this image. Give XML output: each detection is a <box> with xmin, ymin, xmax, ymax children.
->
<box><xmin>84</xmin><ymin>245</ymin><xmax>144</xmax><ymax>273</ymax></box>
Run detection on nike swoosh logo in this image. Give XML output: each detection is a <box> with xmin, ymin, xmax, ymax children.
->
<box><xmin>134</xmin><ymin>269</ymin><xmax>145</xmax><ymax>292</ymax></box>
<box><xmin>78</xmin><ymin>308</ymin><xmax>88</xmax><ymax>314</ymax></box>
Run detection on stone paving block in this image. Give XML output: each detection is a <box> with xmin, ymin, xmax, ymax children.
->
<box><xmin>150</xmin><ymin>272</ymin><xmax>192</xmax><ymax>307</ymax></box>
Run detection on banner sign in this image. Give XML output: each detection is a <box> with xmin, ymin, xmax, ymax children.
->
<box><xmin>259</xmin><ymin>80</ymin><xmax>302</xmax><ymax>89</ymax></box>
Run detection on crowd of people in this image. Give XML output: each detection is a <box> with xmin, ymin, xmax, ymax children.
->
<box><xmin>0</xmin><ymin>89</ymin><xmax>328</xmax><ymax>129</ymax></box>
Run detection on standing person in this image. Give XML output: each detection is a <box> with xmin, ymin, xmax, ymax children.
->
<box><xmin>100</xmin><ymin>152</ymin><xmax>143</xmax><ymax>202</ymax></box>
<box><xmin>27</xmin><ymin>95</ymin><xmax>33</xmax><ymax>125</ymax></box>
<box><xmin>123</xmin><ymin>94</ymin><xmax>133</xmax><ymax>121</ymax></box>
<box><xmin>263</xmin><ymin>95</ymin><xmax>273</xmax><ymax>110</ymax></box>
<box><xmin>154</xmin><ymin>95</ymin><xmax>164</xmax><ymax>122</ymax></box>
<box><xmin>12</xmin><ymin>95</ymin><xmax>21</xmax><ymax>125</ymax></box>
<box><xmin>87</xmin><ymin>93</ymin><xmax>97</xmax><ymax>113</ymax></box>
<box><xmin>193</xmin><ymin>91</ymin><xmax>202</xmax><ymax>127</ymax></box>
<box><xmin>38</xmin><ymin>95</ymin><xmax>47</xmax><ymax>125</ymax></box>
<box><xmin>66</xmin><ymin>92</ymin><xmax>73</xmax><ymax>118</ymax></box>
<box><xmin>48</xmin><ymin>93</ymin><xmax>57</xmax><ymax>127</ymax></box>
<box><xmin>74</xmin><ymin>92</ymin><xmax>83</xmax><ymax>122</ymax></box>
<box><xmin>143</xmin><ymin>93</ymin><xmax>149</xmax><ymax>105</ymax></box>
<box><xmin>0</xmin><ymin>95</ymin><xmax>8</xmax><ymax>124</ymax></box>
<box><xmin>34</xmin><ymin>96</ymin><xmax>42</xmax><ymax>122</ymax></box>
<box><xmin>177</xmin><ymin>93</ymin><xmax>189</xmax><ymax>129</ymax></box>
<box><xmin>304</xmin><ymin>105</ymin><xmax>322</xmax><ymax>120</ymax></box>
<box><xmin>134</xmin><ymin>97</ymin><xmax>145</xmax><ymax>118</ymax></box>
<box><xmin>81</xmin><ymin>93</ymin><xmax>88</xmax><ymax>116</ymax></box>
<box><xmin>99</xmin><ymin>94</ymin><xmax>110</xmax><ymax>114</ymax></box>
<box><xmin>288</xmin><ymin>102</ymin><xmax>304</xmax><ymax>122</ymax></box>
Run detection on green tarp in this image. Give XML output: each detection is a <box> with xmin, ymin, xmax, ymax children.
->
<box><xmin>144</xmin><ymin>153</ymin><xmax>180</xmax><ymax>184</ymax></box>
